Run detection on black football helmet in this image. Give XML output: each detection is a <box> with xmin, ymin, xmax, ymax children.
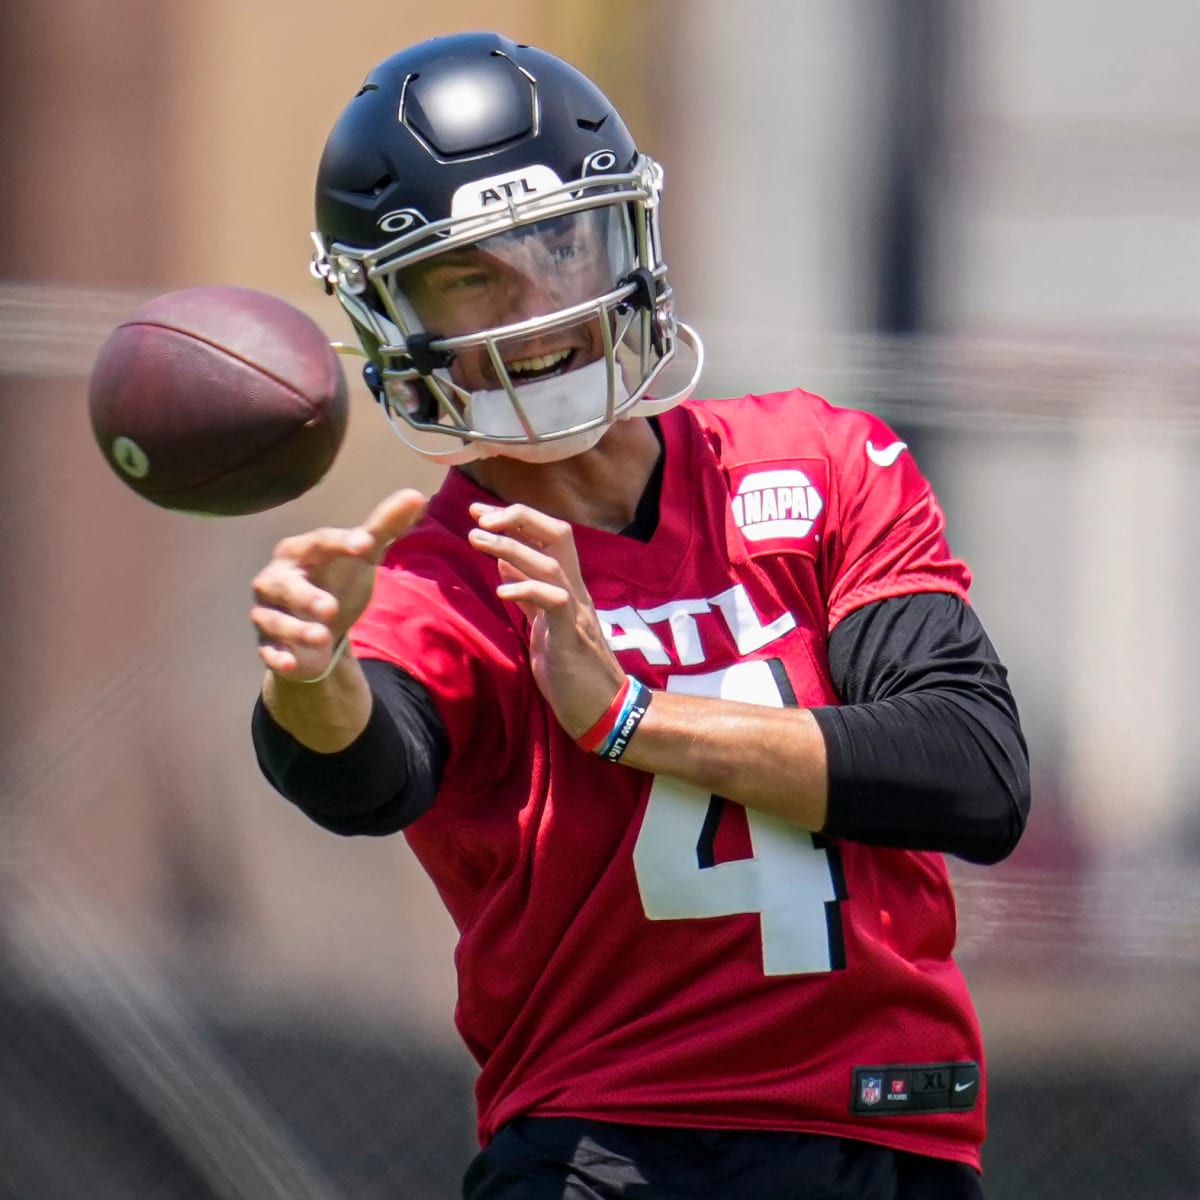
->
<box><xmin>311</xmin><ymin>31</ymin><xmax>702</xmax><ymax>464</ymax></box>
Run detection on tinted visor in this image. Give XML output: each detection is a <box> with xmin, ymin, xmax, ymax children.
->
<box><xmin>390</xmin><ymin>206</ymin><xmax>636</xmax><ymax>340</ymax></box>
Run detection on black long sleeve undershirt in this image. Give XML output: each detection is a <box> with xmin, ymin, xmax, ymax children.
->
<box><xmin>252</xmin><ymin>659</ymin><xmax>447</xmax><ymax>837</ymax></box>
<box><xmin>812</xmin><ymin>592</ymin><xmax>1029</xmax><ymax>863</ymax></box>
<box><xmin>251</xmin><ymin>592</ymin><xmax>1030</xmax><ymax>863</ymax></box>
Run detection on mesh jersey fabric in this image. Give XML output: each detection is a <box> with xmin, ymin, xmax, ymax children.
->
<box><xmin>350</xmin><ymin>390</ymin><xmax>983</xmax><ymax>1167</ymax></box>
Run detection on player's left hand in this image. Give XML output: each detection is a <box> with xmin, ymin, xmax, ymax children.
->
<box><xmin>467</xmin><ymin>501</ymin><xmax>625</xmax><ymax>738</ymax></box>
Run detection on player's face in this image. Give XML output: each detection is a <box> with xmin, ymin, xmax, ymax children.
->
<box><xmin>395</xmin><ymin>212</ymin><xmax>618</xmax><ymax>393</ymax></box>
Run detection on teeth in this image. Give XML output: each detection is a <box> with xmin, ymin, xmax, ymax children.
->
<box><xmin>507</xmin><ymin>349</ymin><xmax>571</xmax><ymax>374</ymax></box>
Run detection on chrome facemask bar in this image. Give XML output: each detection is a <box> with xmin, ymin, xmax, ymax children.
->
<box><xmin>311</xmin><ymin>157</ymin><xmax>692</xmax><ymax>459</ymax></box>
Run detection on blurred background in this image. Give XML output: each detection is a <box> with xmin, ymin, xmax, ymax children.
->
<box><xmin>1</xmin><ymin>1</ymin><xmax>1198</xmax><ymax>1196</ymax></box>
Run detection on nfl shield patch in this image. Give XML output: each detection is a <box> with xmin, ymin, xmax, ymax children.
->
<box><xmin>852</xmin><ymin>1061</ymin><xmax>980</xmax><ymax>1114</ymax></box>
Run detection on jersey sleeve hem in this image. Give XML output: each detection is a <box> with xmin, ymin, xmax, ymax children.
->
<box><xmin>827</xmin><ymin>577</ymin><xmax>971</xmax><ymax>632</ymax></box>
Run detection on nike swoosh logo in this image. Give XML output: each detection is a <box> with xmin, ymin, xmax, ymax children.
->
<box><xmin>865</xmin><ymin>440</ymin><xmax>908</xmax><ymax>467</ymax></box>
<box><xmin>954</xmin><ymin>1081</ymin><xmax>976</xmax><ymax>1092</ymax></box>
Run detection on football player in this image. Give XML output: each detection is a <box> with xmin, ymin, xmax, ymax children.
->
<box><xmin>251</xmin><ymin>31</ymin><xmax>1029</xmax><ymax>1200</ymax></box>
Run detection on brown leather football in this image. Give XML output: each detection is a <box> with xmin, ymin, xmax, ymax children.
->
<box><xmin>88</xmin><ymin>285</ymin><xmax>349</xmax><ymax>515</ymax></box>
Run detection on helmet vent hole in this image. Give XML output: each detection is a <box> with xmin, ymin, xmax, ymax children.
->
<box><xmin>354</xmin><ymin>83</ymin><xmax>380</xmax><ymax>97</ymax></box>
<box><xmin>577</xmin><ymin>115</ymin><xmax>608</xmax><ymax>133</ymax></box>
<box><xmin>349</xmin><ymin>173</ymin><xmax>392</xmax><ymax>198</ymax></box>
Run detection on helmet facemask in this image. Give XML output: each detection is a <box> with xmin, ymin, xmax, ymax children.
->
<box><xmin>312</xmin><ymin>157</ymin><xmax>702</xmax><ymax>464</ymax></box>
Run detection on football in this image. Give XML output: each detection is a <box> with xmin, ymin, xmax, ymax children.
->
<box><xmin>88</xmin><ymin>284</ymin><xmax>349</xmax><ymax>516</ymax></box>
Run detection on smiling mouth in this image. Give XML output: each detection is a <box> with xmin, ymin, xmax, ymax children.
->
<box><xmin>504</xmin><ymin>347</ymin><xmax>576</xmax><ymax>383</ymax></box>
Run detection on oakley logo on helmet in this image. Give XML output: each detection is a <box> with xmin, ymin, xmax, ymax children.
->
<box><xmin>582</xmin><ymin>149</ymin><xmax>618</xmax><ymax>174</ymax></box>
<box><xmin>377</xmin><ymin>208</ymin><xmax>427</xmax><ymax>235</ymax></box>
<box><xmin>451</xmin><ymin>164</ymin><xmax>564</xmax><ymax>218</ymax></box>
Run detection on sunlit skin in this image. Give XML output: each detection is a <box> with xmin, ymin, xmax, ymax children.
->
<box><xmin>396</xmin><ymin>210</ymin><xmax>652</xmax><ymax>526</ymax></box>
<box><xmin>252</xmin><ymin>211</ymin><xmax>829</xmax><ymax>833</ymax></box>
<box><xmin>397</xmin><ymin>213</ymin><xmax>611</xmax><ymax>393</ymax></box>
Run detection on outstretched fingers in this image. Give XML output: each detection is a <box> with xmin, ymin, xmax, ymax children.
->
<box><xmin>271</xmin><ymin>526</ymin><xmax>373</xmax><ymax>570</ymax></box>
<box><xmin>467</xmin><ymin>500</ymin><xmax>624</xmax><ymax>734</ymax></box>
<box><xmin>470</xmin><ymin>502</ymin><xmax>579</xmax><ymax>558</ymax></box>
<box><xmin>252</xmin><ymin>552</ymin><xmax>338</xmax><ymax>627</ymax></box>
<box><xmin>467</xmin><ymin>502</ymin><xmax>582</xmax><ymax>607</ymax></box>
<box><xmin>362</xmin><ymin>488</ymin><xmax>429</xmax><ymax>563</ymax></box>
<box><xmin>251</xmin><ymin>488</ymin><xmax>429</xmax><ymax>682</ymax></box>
<box><xmin>491</xmin><ymin>557</ymin><xmax>573</xmax><ymax>615</ymax></box>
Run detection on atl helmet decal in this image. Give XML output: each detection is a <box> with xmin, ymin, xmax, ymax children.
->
<box><xmin>450</xmin><ymin>164</ymin><xmax>564</xmax><ymax>219</ymax></box>
<box><xmin>732</xmin><ymin>469</ymin><xmax>824</xmax><ymax>543</ymax></box>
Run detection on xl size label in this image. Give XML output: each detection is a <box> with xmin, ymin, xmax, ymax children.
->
<box><xmin>852</xmin><ymin>1061</ymin><xmax>980</xmax><ymax>1115</ymax></box>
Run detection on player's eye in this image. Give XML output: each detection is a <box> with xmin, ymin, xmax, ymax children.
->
<box><xmin>442</xmin><ymin>270</ymin><xmax>490</xmax><ymax>291</ymax></box>
<box><xmin>541</xmin><ymin>236</ymin><xmax>589</xmax><ymax>271</ymax></box>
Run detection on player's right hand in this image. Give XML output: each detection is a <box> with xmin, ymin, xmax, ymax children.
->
<box><xmin>250</xmin><ymin>488</ymin><xmax>427</xmax><ymax>682</ymax></box>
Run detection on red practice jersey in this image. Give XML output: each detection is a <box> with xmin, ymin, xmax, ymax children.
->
<box><xmin>352</xmin><ymin>389</ymin><xmax>984</xmax><ymax>1168</ymax></box>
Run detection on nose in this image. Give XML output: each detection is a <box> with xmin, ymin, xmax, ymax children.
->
<box><xmin>495</xmin><ymin>264</ymin><xmax>567</xmax><ymax>325</ymax></box>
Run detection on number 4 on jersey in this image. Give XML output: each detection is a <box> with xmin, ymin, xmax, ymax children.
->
<box><xmin>632</xmin><ymin>660</ymin><xmax>846</xmax><ymax>976</ymax></box>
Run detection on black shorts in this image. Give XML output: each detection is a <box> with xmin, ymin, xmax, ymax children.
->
<box><xmin>463</xmin><ymin>1117</ymin><xmax>984</xmax><ymax>1200</ymax></box>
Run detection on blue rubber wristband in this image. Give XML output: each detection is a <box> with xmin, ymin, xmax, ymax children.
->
<box><xmin>598</xmin><ymin>678</ymin><xmax>652</xmax><ymax>762</ymax></box>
